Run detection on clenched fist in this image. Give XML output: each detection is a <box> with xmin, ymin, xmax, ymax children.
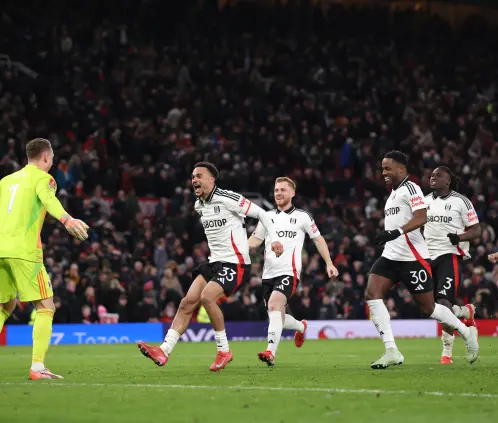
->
<box><xmin>271</xmin><ymin>241</ymin><xmax>284</xmax><ymax>257</ymax></box>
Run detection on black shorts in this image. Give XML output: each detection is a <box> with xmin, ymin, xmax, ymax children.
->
<box><xmin>262</xmin><ymin>275</ymin><xmax>299</xmax><ymax>307</ymax></box>
<box><xmin>370</xmin><ymin>256</ymin><xmax>434</xmax><ymax>295</ymax></box>
<box><xmin>432</xmin><ymin>253</ymin><xmax>462</xmax><ymax>303</ymax></box>
<box><xmin>193</xmin><ymin>261</ymin><xmax>251</xmax><ymax>295</ymax></box>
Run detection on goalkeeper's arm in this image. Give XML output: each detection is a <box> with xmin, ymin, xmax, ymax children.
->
<box><xmin>36</xmin><ymin>180</ymin><xmax>89</xmax><ymax>240</ymax></box>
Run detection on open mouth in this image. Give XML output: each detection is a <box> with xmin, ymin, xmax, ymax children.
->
<box><xmin>430</xmin><ymin>180</ymin><xmax>436</xmax><ymax>186</ymax></box>
<box><xmin>384</xmin><ymin>176</ymin><xmax>391</xmax><ymax>183</ymax></box>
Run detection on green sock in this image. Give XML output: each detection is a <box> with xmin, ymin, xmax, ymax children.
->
<box><xmin>32</xmin><ymin>309</ymin><xmax>54</xmax><ymax>367</ymax></box>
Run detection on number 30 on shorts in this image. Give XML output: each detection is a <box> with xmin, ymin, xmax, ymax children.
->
<box><xmin>410</xmin><ymin>270</ymin><xmax>428</xmax><ymax>284</ymax></box>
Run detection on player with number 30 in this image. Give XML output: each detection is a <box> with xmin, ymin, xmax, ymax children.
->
<box><xmin>366</xmin><ymin>151</ymin><xmax>479</xmax><ymax>369</ymax></box>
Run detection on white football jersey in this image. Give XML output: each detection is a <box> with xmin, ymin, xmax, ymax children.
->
<box><xmin>424</xmin><ymin>191</ymin><xmax>479</xmax><ymax>260</ymax></box>
<box><xmin>382</xmin><ymin>177</ymin><xmax>430</xmax><ymax>261</ymax></box>
<box><xmin>252</xmin><ymin>206</ymin><xmax>321</xmax><ymax>279</ymax></box>
<box><xmin>195</xmin><ymin>186</ymin><xmax>278</xmax><ymax>265</ymax></box>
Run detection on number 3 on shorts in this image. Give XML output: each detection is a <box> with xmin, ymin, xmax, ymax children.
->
<box><xmin>410</xmin><ymin>269</ymin><xmax>428</xmax><ymax>284</ymax></box>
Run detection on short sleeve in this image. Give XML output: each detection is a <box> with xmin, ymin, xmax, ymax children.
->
<box><xmin>404</xmin><ymin>183</ymin><xmax>426</xmax><ymax>212</ymax></box>
<box><xmin>218</xmin><ymin>190</ymin><xmax>253</xmax><ymax>216</ymax></box>
<box><xmin>460</xmin><ymin>196</ymin><xmax>479</xmax><ymax>226</ymax></box>
<box><xmin>252</xmin><ymin>222</ymin><xmax>266</xmax><ymax>240</ymax></box>
<box><xmin>303</xmin><ymin>212</ymin><xmax>321</xmax><ymax>239</ymax></box>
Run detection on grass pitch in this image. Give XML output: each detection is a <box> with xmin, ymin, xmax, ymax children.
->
<box><xmin>0</xmin><ymin>338</ymin><xmax>496</xmax><ymax>423</ymax></box>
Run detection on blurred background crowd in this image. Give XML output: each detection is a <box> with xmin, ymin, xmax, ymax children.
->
<box><xmin>1</xmin><ymin>0</ymin><xmax>497</xmax><ymax>325</ymax></box>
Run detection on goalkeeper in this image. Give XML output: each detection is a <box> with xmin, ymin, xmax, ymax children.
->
<box><xmin>0</xmin><ymin>138</ymin><xmax>89</xmax><ymax>380</ymax></box>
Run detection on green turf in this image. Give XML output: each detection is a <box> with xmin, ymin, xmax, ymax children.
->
<box><xmin>0</xmin><ymin>338</ymin><xmax>497</xmax><ymax>423</ymax></box>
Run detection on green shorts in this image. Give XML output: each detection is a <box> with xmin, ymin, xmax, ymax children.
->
<box><xmin>0</xmin><ymin>258</ymin><xmax>53</xmax><ymax>303</ymax></box>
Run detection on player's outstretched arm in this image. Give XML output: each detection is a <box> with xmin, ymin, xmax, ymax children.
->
<box><xmin>246</xmin><ymin>205</ymin><xmax>283</xmax><ymax>256</ymax></box>
<box><xmin>36</xmin><ymin>177</ymin><xmax>89</xmax><ymax>240</ymax></box>
<box><xmin>221</xmin><ymin>192</ymin><xmax>283</xmax><ymax>256</ymax></box>
<box><xmin>248</xmin><ymin>235</ymin><xmax>264</xmax><ymax>249</ymax></box>
<box><xmin>313</xmin><ymin>236</ymin><xmax>339</xmax><ymax>278</ymax></box>
<box><xmin>248</xmin><ymin>222</ymin><xmax>265</xmax><ymax>249</ymax></box>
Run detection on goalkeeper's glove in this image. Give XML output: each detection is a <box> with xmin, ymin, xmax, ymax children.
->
<box><xmin>61</xmin><ymin>216</ymin><xmax>89</xmax><ymax>240</ymax></box>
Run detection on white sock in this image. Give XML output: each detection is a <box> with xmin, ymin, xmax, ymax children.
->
<box><xmin>267</xmin><ymin>311</ymin><xmax>283</xmax><ymax>355</ymax></box>
<box><xmin>160</xmin><ymin>329</ymin><xmax>180</xmax><ymax>356</ymax></box>
<box><xmin>367</xmin><ymin>299</ymin><xmax>397</xmax><ymax>351</ymax></box>
<box><xmin>431</xmin><ymin>304</ymin><xmax>470</xmax><ymax>339</ymax></box>
<box><xmin>441</xmin><ymin>331</ymin><xmax>455</xmax><ymax>358</ymax></box>
<box><xmin>452</xmin><ymin>305</ymin><xmax>470</xmax><ymax>319</ymax></box>
<box><xmin>283</xmin><ymin>314</ymin><xmax>304</xmax><ymax>332</ymax></box>
<box><xmin>214</xmin><ymin>330</ymin><xmax>230</xmax><ymax>353</ymax></box>
<box><xmin>31</xmin><ymin>362</ymin><xmax>45</xmax><ymax>372</ymax></box>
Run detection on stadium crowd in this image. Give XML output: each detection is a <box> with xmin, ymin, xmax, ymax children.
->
<box><xmin>1</xmin><ymin>1</ymin><xmax>498</xmax><ymax>324</ymax></box>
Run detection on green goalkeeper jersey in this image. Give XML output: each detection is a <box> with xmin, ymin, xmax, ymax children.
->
<box><xmin>0</xmin><ymin>164</ymin><xmax>67</xmax><ymax>263</ymax></box>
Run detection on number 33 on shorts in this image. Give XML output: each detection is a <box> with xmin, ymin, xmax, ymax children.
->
<box><xmin>212</xmin><ymin>262</ymin><xmax>251</xmax><ymax>295</ymax></box>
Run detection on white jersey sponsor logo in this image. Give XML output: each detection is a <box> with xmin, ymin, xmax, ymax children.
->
<box><xmin>424</xmin><ymin>191</ymin><xmax>478</xmax><ymax>260</ymax></box>
<box><xmin>253</xmin><ymin>206</ymin><xmax>320</xmax><ymax>280</ymax></box>
<box><xmin>382</xmin><ymin>177</ymin><xmax>430</xmax><ymax>261</ymax></box>
<box><xmin>195</xmin><ymin>187</ymin><xmax>254</xmax><ymax>265</ymax></box>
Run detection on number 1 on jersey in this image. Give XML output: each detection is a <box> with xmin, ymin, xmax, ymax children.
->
<box><xmin>8</xmin><ymin>183</ymin><xmax>19</xmax><ymax>214</ymax></box>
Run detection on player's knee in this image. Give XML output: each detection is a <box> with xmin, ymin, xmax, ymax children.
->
<box><xmin>437</xmin><ymin>298</ymin><xmax>452</xmax><ymax>310</ymax></box>
<box><xmin>364</xmin><ymin>289</ymin><xmax>373</xmax><ymax>301</ymax></box>
<box><xmin>34</xmin><ymin>297</ymin><xmax>55</xmax><ymax>312</ymax></box>
<box><xmin>3</xmin><ymin>298</ymin><xmax>16</xmax><ymax>314</ymax></box>
<box><xmin>419</xmin><ymin>302</ymin><xmax>435</xmax><ymax>317</ymax></box>
<box><xmin>267</xmin><ymin>300</ymin><xmax>284</xmax><ymax>313</ymax></box>
<box><xmin>365</xmin><ymin>286</ymin><xmax>381</xmax><ymax>302</ymax></box>
<box><xmin>179</xmin><ymin>296</ymin><xmax>198</xmax><ymax>313</ymax></box>
<box><xmin>200</xmin><ymin>292</ymin><xmax>214</xmax><ymax>308</ymax></box>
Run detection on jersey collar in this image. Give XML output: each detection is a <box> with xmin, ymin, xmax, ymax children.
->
<box><xmin>395</xmin><ymin>176</ymin><xmax>410</xmax><ymax>190</ymax></box>
<box><xmin>432</xmin><ymin>190</ymin><xmax>453</xmax><ymax>200</ymax></box>
<box><xmin>276</xmin><ymin>205</ymin><xmax>296</xmax><ymax>214</ymax></box>
<box><xmin>199</xmin><ymin>185</ymin><xmax>217</xmax><ymax>204</ymax></box>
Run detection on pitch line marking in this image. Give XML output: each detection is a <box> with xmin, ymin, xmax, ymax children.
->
<box><xmin>0</xmin><ymin>382</ymin><xmax>496</xmax><ymax>399</ymax></box>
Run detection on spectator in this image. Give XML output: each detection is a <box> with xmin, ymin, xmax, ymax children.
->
<box><xmin>0</xmin><ymin>1</ymin><xmax>497</xmax><ymax>323</ymax></box>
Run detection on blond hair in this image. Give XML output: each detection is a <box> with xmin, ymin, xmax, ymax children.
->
<box><xmin>275</xmin><ymin>177</ymin><xmax>296</xmax><ymax>191</ymax></box>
